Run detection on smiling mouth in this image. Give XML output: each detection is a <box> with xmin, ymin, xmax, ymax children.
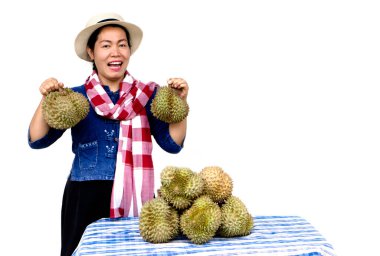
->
<box><xmin>108</xmin><ymin>61</ymin><xmax>122</xmax><ymax>67</ymax></box>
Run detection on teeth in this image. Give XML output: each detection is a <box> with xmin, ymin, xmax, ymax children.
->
<box><xmin>109</xmin><ymin>62</ymin><xmax>121</xmax><ymax>65</ymax></box>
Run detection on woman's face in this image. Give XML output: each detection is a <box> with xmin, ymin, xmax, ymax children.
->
<box><xmin>87</xmin><ymin>26</ymin><xmax>131</xmax><ymax>89</ymax></box>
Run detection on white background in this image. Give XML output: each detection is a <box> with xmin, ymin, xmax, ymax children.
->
<box><xmin>0</xmin><ymin>0</ymin><xmax>379</xmax><ymax>255</ymax></box>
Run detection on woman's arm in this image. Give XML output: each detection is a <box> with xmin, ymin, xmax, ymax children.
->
<box><xmin>29</xmin><ymin>98</ymin><xmax>50</xmax><ymax>142</ymax></box>
<box><xmin>169</xmin><ymin>117</ymin><xmax>187</xmax><ymax>146</ymax></box>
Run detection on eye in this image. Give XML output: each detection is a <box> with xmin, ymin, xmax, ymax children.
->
<box><xmin>119</xmin><ymin>43</ymin><xmax>128</xmax><ymax>48</ymax></box>
<box><xmin>101</xmin><ymin>44</ymin><xmax>111</xmax><ymax>49</ymax></box>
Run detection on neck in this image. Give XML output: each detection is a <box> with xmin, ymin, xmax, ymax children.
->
<box><xmin>94</xmin><ymin>70</ymin><xmax>125</xmax><ymax>92</ymax></box>
<box><xmin>108</xmin><ymin>83</ymin><xmax>120</xmax><ymax>92</ymax></box>
<box><xmin>99</xmin><ymin>77</ymin><xmax>121</xmax><ymax>92</ymax></box>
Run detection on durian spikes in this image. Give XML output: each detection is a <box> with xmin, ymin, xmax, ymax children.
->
<box><xmin>151</xmin><ymin>85</ymin><xmax>189</xmax><ymax>123</ymax></box>
<box><xmin>199</xmin><ymin>166</ymin><xmax>233</xmax><ymax>203</ymax></box>
<box><xmin>42</xmin><ymin>88</ymin><xmax>89</xmax><ymax>129</ymax></box>
<box><xmin>218</xmin><ymin>196</ymin><xmax>254</xmax><ymax>237</ymax></box>
<box><xmin>139</xmin><ymin>198</ymin><xmax>180</xmax><ymax>243</ymax></box>
<box><xmin>180</xmin><ymin>195</ymin><xmax>222</xmax><ymax>244</ymax></box>
<box><xmin>160</xmin><ymin>166</ymin><xmax>204</xmax><ymax>210</ymax></box>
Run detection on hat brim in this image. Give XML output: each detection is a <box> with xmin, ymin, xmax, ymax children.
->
<box><xmin>74</xmin><ymin>20</ymin><xmax>143</xmax><ymax>62</ymax></box>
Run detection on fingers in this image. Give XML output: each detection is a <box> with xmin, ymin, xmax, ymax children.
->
<box><xmin>39</xmin><ymin>78</ymin><xmax>64</xmax><ymax>96</ymax></box>
<box><xmin>167</xmin><ymin>78</ymin><xmax>189</xmax><ymax>100</ymax></box>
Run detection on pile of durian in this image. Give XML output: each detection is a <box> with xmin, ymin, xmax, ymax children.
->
<box><xmin>42</xmin><ymin>88</ymin><xmax>89</xmax><ymax>129</ymax></box>
<box><xmin>139</xmin><ymin>166</ymin><xmax>254</xmax><ymax>244</ymax></box>
<box><xmin>151</xmin><ymin>86</ymin><xmax>189</xmax><ymax>123</ymax></box>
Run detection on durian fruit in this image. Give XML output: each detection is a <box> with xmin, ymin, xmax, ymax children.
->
<box><xmin>218</xmin><ymin>196</ymin><xmax>254</xmax><ymax>237</ymax></box>
<box><xmin>180</xmin><ymin>195</ymin><xmax>222</xmax><ymax>244</ymax></box>
<box><xmin>199</xmin><ymin>166</ymin><xmax>233</xmax><ymax>203</ymax></box>
<box><xmin>139</xmin><ymin>198</ymin><xmax>180</xmax><ymax>243</ymax></box>
<box><xmin>151</xmin><ymin>86</ymin><xmax>189</xmax><ymax>123</ymax></box>
<box><xmin>42</xmin><ymin>88</ymin><xmax>89</xmax><ymax>129</ymax></box>
<box><xmin>160</xmin><ymin>166</ymin><xmax>204</xmax><ymax>210</ymax></box>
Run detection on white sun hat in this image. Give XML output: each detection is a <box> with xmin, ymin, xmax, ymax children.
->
<box><xmin>74</xmin><ymin>12</ymin><xmax>143</xmax><ymax>62</ymax></box>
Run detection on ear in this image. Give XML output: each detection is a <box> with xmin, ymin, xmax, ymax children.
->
<box><xmin>87</xmin><ymin>47</ymin><xmax>94</xmax><ymax>60</ymax></box>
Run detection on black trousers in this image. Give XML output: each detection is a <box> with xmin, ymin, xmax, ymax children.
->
<box><xmin>60</xmin><ymin>179</ymin><xmax>113</xmax><ymax>256</ymax></box>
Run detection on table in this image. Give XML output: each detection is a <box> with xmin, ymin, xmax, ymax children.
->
<box><xmin>72</xmin><ymin>215</ymin><xmax>336</xmax><ymax>255</ymax></box>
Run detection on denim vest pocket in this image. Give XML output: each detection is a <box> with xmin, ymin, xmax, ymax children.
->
<box><xmin>78</xmin><ymin>141</ymin><xmax>98</xmax><ymax>170</ymax></box>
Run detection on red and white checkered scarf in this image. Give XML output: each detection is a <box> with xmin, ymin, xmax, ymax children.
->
<box><xmin>85</xmin><ymin>70</ymin><xmax>156</xmax><ymax>218</ymax></box>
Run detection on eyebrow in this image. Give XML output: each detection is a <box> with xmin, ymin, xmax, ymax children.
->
<box><xmin>99</xmin><ymin>39</ymin><xmax>128</xmax><ymax>44</ymax></box>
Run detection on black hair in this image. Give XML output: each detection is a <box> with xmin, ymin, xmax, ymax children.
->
<box><xmin>87</xmin><ymin>24</ymin><xmax>131</xmax><ymax>70</ymax></box>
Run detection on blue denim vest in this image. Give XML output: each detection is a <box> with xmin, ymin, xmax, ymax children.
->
<box><xmin>28</xmin><ymin>85</ymin><xmax>183</xmax><ymax>181</ymax></box>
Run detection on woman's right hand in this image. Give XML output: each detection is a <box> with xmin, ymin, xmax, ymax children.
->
<box><xmin>39</xmin><ymin>77</ymin><xmax>64</xmax><ymax>96</ymax></box>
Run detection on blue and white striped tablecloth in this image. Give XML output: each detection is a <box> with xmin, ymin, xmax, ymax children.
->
<box><xmin>72</xmin><ymin>215</ymin><xmax>336</xmax><ymax>256</ymax></box>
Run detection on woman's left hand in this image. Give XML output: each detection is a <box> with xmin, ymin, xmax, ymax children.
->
<box><xmin>167</xmin><ymin>78</ymin><xmax>189</xmax><ymax>101</ymax></box>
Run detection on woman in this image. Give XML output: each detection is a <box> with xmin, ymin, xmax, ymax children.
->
<box><xmin>28</xmin><ymin>12</ymin><xmax>188</xmax><ymax>256</ymax></box>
